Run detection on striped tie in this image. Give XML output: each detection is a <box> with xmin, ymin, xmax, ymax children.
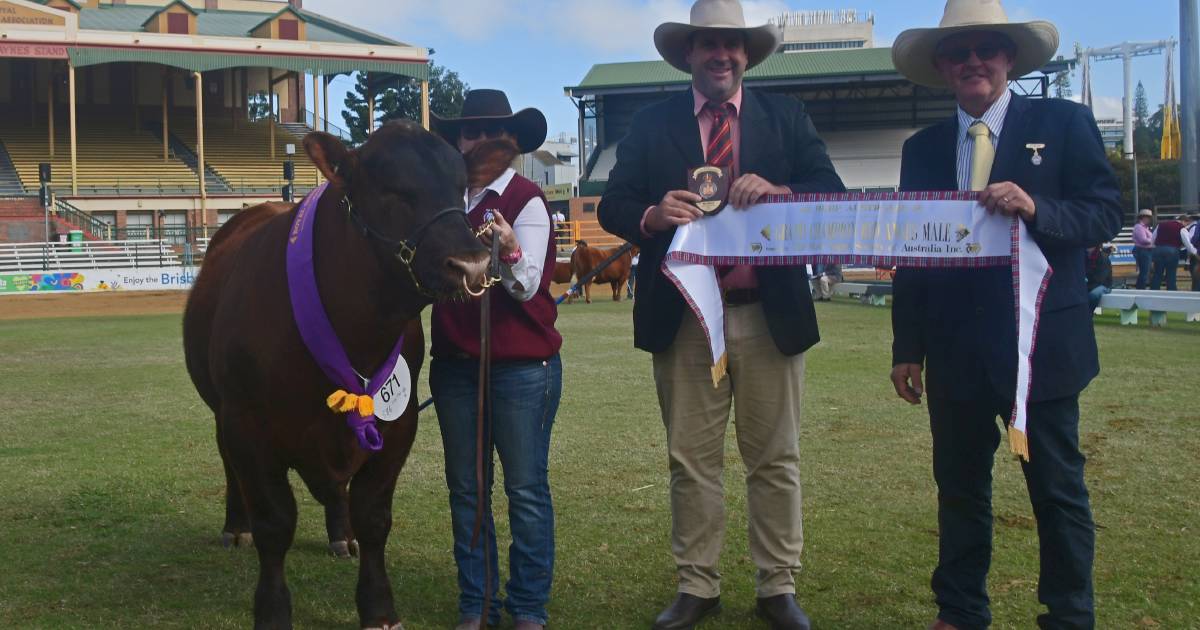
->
<box><xmin>705</xmin><ymin>102</ymin><xmax>735</xmax><ymax>167</ymax></box>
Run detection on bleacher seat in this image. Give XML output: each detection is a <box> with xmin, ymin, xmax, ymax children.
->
<box><xmin>170</xmin><ymin>119</ymin><xmax>321</xmax><ymax>193</ymax></box>
<box><xmin>0</xmin><ymin>117</ymin><xmax>200</xmax><ymax>195</ymax></box>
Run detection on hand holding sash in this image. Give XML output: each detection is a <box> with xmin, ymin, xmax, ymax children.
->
<box><xmin>646</xmin><ymin>189</ymin><xmax>704</xmax><ymax>232</ymax></box>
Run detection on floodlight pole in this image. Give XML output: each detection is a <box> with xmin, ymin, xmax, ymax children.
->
<box><xmin>1182</xmin><ymin>0</ymin><xmax>1199</xmax><ymax>207</ymax></box>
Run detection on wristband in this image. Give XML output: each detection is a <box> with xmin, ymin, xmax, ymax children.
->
<box><xmin>501</xmin><ymin>247</ymin><xmax>523</xmax><ymax>265</ymax></box>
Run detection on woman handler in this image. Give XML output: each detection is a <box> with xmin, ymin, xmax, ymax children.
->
<box><xmin>430</xmin><ymin>89</ymin><xmax>562</xmax><ymax>630</ymax></box>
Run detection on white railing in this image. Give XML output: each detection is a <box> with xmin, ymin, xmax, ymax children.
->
<box><xmin>0</xmin><ymin>239</ymin><xmax>181</xmax><ymax>273</ymax></box>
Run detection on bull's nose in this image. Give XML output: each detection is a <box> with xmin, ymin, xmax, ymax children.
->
<box><xmin>447</xmin><ymin>255</ymin><xmax>490</xmax><ymax>292</ymax></box>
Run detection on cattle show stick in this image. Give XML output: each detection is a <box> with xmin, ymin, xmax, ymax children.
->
<box><xmin>555</xmin><ymin>241</ymin><xmax>636</xmax><ymax>305</ymax></box>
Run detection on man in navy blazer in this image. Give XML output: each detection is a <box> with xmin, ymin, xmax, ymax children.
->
<box><xmin>888</xmin><ymin>2</ymin><xmax>1122</xmax><ymax>629</ymax></box>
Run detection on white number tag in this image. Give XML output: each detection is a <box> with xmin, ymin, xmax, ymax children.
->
<box><xmin>371</xmin><ymin>357</ymin><xmax>411</xmax><ymax>422</ymax></box>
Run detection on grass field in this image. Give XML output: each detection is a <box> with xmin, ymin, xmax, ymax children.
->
<box><xmin>0</xmin><ymin>297</ymin><xmax>1197</xmax><ymax>629</ymax></box>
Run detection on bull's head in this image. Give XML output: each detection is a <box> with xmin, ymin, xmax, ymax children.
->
<box><xmin>304</xmin><ymin>122</ymin><xmax>489</xmax><ymax>301</ymax></box>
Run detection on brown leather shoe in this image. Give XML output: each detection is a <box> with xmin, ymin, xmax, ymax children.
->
<box><xmin>652</xmin><ymin>593</ymin><xmax>721</xmax><ymax>629</ymax></box>
<box><xmin>755</xmin><ymin>594</ymin><xmax>811</xmax><ymax>630</ymax></box>
<box><xmin>928</xmin><ymin>620</ymin><xmax>960</xmax><ymax>630</ymax></box>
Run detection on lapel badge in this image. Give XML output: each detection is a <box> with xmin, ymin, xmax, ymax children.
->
<box><xmin>1026</xmin><ymin>143</ymin><xmax>1045</xmax><ymax>166</ymax></box>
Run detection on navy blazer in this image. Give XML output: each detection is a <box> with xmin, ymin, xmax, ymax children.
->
<box><xmin>598</xmin><ymin>88</ymin><xmax>845</xmax><ymax>355</ymax></box>
<box><xmin>891</xmin><ymin>94</ymin><xmax>1123</xmax><ymax>402</ymax></box>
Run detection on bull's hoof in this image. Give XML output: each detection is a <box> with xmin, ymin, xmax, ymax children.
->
<box><xmin>329</xmin><ymin>539</ymin><xmax>359</xmax><ymax>559</ymax></box>
<box><xmin>222</xmin><ymin>531</ymin><xmax>254</xmax><ymax>549</ymax></box>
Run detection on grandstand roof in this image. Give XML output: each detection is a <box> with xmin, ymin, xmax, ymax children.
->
<box><xmin>78</xmin><ymin>4</ymin><xmax>404</xmax><ymax>47</ymax></box>
<box><xmin>566</xmin><ymin>47</ymin><xmax>1074</xmax><ymax>96</ymax></box>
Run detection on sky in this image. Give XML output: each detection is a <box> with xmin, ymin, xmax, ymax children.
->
<box><xmin>304</xmin><ymin>0</ymin><xmax>1192</xmax><ymax>139</ymax></box>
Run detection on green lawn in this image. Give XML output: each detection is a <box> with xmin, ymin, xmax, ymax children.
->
<box><xmin>0</xmin><ymin>299</ymin><xmax>1196</xmax><ymax>629</ymax></box>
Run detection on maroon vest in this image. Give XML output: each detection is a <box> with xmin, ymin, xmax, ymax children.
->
<box><xmin>1155</xmin><ymin>220</ymin><xmax>1184</xmax><ymax>248</ymax></box>
<box><xmin>431</xmin><ymin>173</ymin><xmax>562</xmax><ymax>361</ymax></box>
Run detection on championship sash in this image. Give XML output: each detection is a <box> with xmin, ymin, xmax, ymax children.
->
<box><xmin>661</xmin><ymin>192</ymin><xmax>1051</xmax><ymax>461</ymax></box>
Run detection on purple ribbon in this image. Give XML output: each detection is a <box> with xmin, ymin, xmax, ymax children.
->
<box><xmin>286</xmin><ymin>183</ymin><xmax>406</xmax><ymax>452</ymax></box>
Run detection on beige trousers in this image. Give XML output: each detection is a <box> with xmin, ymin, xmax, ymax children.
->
<box><xmin>652</xmin><ymin>304</ymin><xmax>806</xmax><ymax>598</ymax></box>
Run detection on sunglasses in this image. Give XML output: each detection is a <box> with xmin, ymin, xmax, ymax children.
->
<box><xmin>936</xmin><ymin>43</ymin><xmax>1008</xmax><ymax>65</ymax></box>
<box><xmin>460</xmin><ymin>124</ymin><xmax>509</xmax><ymax>140</ymax></box>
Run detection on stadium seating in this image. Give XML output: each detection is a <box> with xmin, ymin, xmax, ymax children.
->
<box><xmin>169</xmin><ymin>118</ymin><xmax>320</xmax><ymax>193</ymax></box>
<box><xmin>0</xmin><ymin>117</ymin><xmax>201</xmax><ymax>195</ymax></box>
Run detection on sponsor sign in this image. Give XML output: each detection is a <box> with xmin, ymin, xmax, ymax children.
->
<box><xmin>0</xmin><ymin>2</ymin><xmax>67</xmax><ymax>28</ymax></box>
<box><xmin>0</xmin><ymin>267</ymin><xmax>198</xmax><ymax>294</ymax></box>
<box><xmin>0</xmin><ymin>42</ymin><xmax>69</xmax><ymax>59</ymax></box>
<box><xmin>541</xmin><ymin>183</ymin><xmax>573</xmax><ymax>202</ymax></box>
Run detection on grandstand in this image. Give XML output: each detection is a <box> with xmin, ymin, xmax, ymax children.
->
<box><xmin>0</xmin><ymin>0</ymin><xmax>431</xmax><ymax>245</ymax></box>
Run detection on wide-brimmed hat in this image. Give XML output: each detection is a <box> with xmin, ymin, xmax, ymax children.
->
<box><xmin>432</xmin><ymin>89</ymin><xmax>547</xmax><ymax>154</ymax></box>
<box><xmin>653</xmin><ymin>0</ymin><xmax>781</xmax><ymax>73</ymax></box>
<box><xmin>892</xmin><ymin>0</ymin><xmax>1059</xmax><ymax>89</ymax></box>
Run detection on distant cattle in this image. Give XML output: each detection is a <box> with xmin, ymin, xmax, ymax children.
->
<box><xmin>553</xmin><ymin>260</ymin><xmax>580</xmax><ymax>303</ymax></box>
<box><xmin>569</xmin><ymin>240</ymin><xmax>636</xmax><ymax>303</ymax></box>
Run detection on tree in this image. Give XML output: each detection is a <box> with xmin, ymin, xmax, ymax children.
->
<box><xmin>1051</xmin><ymin>70</ymin><xmax>1072</xmax><ymax>99</ymax></box>
<box><xmin>341</xmin><ymin>56</ymin><xmax>469</xmax><ymax>146</ymax></box>
<box><xmin>1134</xmin><ymin>81</ymin><xmax>1150</xmax><ymax>128</ymax></box>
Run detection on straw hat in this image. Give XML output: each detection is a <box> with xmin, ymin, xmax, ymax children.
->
<box><xmin>431</xmin><ymin>89</ymin><xmax>547</xmax><ymax>154</ymax></box>
<box><xmin>653</xmin><ymin>0</ymin><xmax>781</xmax><ymax>73</ymax></box>
<box><xmin>891</xmin><ymin>0</ymin><xmax>1059</xmax><ymax>88</ymax></box>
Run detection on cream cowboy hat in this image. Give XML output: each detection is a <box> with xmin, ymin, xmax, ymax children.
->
<box><xmin>653</xmin><ymin>0</ymin><xmax>782</xmax><ymax>73</ymax></box>
<box><xmin>892</xmin><ymin>0</ymin><xmax>1059</xmax><ymax>88</ymax></box>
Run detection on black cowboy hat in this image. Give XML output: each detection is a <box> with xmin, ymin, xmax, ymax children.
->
<box><xmin>432</xmin><ymin>89</ymin><xmax>548</xmax><ymax>154</ymax></box>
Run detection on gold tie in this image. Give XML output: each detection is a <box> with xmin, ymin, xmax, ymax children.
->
<box><xmin>968</xmin><ymin>120</ymin><xmax>994</xmax><ymax>191</ymax></box>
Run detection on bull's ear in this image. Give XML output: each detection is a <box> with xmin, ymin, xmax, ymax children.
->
<box><xmin>304</xmin><ymin>132</ymin><xmax>355</xmax><ymax>188</ymax></box>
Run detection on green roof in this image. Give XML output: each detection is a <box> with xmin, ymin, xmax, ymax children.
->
<box><xmin>76</xmin><ymin>4</ymin><xmax>404</xmax><ymax>47</ymax></box>
<box><xmin>568</xmin><ymin>48</ymin><xmax>899</xmax><ymax>93</ymax></box>
<box><xmin>569</xmin><ymin>48</ymin><xmax>1076</xmax><ymax>95</ymax></box>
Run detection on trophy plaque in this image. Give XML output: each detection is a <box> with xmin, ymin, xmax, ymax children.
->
<box><xmin>688</xmin><ymin>165</ymin><xmax>731</xmax><ymax>216</ymax></box>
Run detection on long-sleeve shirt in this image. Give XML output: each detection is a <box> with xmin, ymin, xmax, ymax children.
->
<box><xmin>1182</xmin><ymin>223</ymin><xmax>1198</xmax><ymax>257</ymax></box>
<box><xmin>466</xmin><ymin>168</ymin><xmax>549</xmax><ymax>303</ymax></box>
<box><xmin>1132</xmin><ymin>222</ymin><xmax>1154</xmax><ymax>248</ymax></box>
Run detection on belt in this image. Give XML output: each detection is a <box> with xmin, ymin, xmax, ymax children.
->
<box><xmin>722</xmin><ymin>287</ymin><xmax>760</xmax><ymax>306</ymax></box>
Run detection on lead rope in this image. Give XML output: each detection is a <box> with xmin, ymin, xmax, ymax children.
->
<box><xmin>471</xmin><ymin>234</ymin><xmax>501</xmax><ymax>624</ymax></box>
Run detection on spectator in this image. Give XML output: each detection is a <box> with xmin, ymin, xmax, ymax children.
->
<box><xmin>1150</xmin><ymin>214</ymin><xmax>1188</xmax><ymax>290</ymax></box>
<box><xmin>1085</xmin><ymin>244</ymin><xmax>1113</xmax><ymax>310</ymax></box>
<box><xmin>1131</xmin><ymin>208</ymin><xmax>1154</xmax><ymax>289</ymax></box>
<box><xmin>811</xmin><ymin>263</ymin><xmax>842</xmax><ymax>301</ymax></box>
<box><xmin>551</xmin><ymin>209</ymin><xmax>566</xmax><ymax>246</ymax></box>
<box><xmin>1183</xmin><ymin>214</ymin><xmax>1199</xmax><ymax>291</ymax></box>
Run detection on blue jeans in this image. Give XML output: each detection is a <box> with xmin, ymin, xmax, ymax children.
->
<box><xmin>431</xmin><ymin>355</ymin><xmax>562</xmax><ymax>626</ymax></box>
<box><xmin>1133</xmin><ymin>247</ymin><xmax>1153</xmax><ymax>289</ymax></box>
<box><xmin>1086</xmin><ymin>285</ymin><xmax>1110</xmax><ymax>311</ymax></box>
<box><xmin>1149</xmin><ymin>246</ymin><xmax>1179</xmax><ymax>291</ymax></box>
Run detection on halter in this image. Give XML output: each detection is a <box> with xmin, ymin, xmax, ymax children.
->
<box><xmin>342</xmin><ymin>194</ymin><xmax>497</xmax><ymax>297</ymax></box>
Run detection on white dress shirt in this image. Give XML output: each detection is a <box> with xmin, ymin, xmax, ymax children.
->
<box><xmin>465</xmin><ymin>168</ymin><xmax>549</xmax><ymax>303</ymax></box>
<box><xmin>955</xmin><ymin>90</ymin><xmax>1012</xmax><ymax>191</ymax></box>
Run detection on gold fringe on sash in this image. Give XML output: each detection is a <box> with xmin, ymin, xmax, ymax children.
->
<box><xmin>1008</xmin><ymin>425</ymin><xmax>1030</xmax><ymax>462</ymax></box>
<box><xmin>709</xmin><ymin>352</ymin><xmax>728</xmax><ymax>388</ymax></box>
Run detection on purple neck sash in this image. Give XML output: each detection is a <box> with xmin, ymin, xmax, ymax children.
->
<box><xmin>286</xmin><ymin>182</ymin><xmax>406</xmax><ymax>452</ymax></box>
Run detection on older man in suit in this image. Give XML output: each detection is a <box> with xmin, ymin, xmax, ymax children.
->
<box><xmin>888</xmin><ymin>2</ymin><xmax>1122</xmax><ymax>629</ymax></box>
<box><xmin>599</xmin><ymin>1</ymin><xmax>844</xmax><ymax>628</ymax></box>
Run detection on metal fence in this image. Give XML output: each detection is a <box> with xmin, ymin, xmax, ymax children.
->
<box><xmin>0</xmin><ymin>239</ymin><xmax>181</xmax><ymax>272</ymax></box>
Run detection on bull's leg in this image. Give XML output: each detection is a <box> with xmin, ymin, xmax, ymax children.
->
<box><xmin>225</xmin><ymin>417</ymin><xmax>299</xmax><ymax>629</ymax></box>
<box><xmin>217</xmin><ymin>418</ymin><xmax>253</xmax><ymax>549</ymax></box>
<box><xmin>584</xmin><ymin>280</ymin><xmax>592</xmax><ymax>304</ymax></box>
<box><xmin>349</xmin><ymin>424</ymin><xmax>417</xmax><ymax>630</ymax></box>
<box><xmin>614</xmin><ymin>279</ymin><xmax>625</xmax><ymax>301</ymax></box>
<box><xmin>297</xmin><ymin>469</ymin><xmax>356</xmax><ymax>558</ymax></box>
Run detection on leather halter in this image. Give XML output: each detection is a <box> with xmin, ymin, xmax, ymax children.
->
<box><xmin>343</xmin><ymin>195</ymin><xmax>472</xmax><ymax>296</ymax></box>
